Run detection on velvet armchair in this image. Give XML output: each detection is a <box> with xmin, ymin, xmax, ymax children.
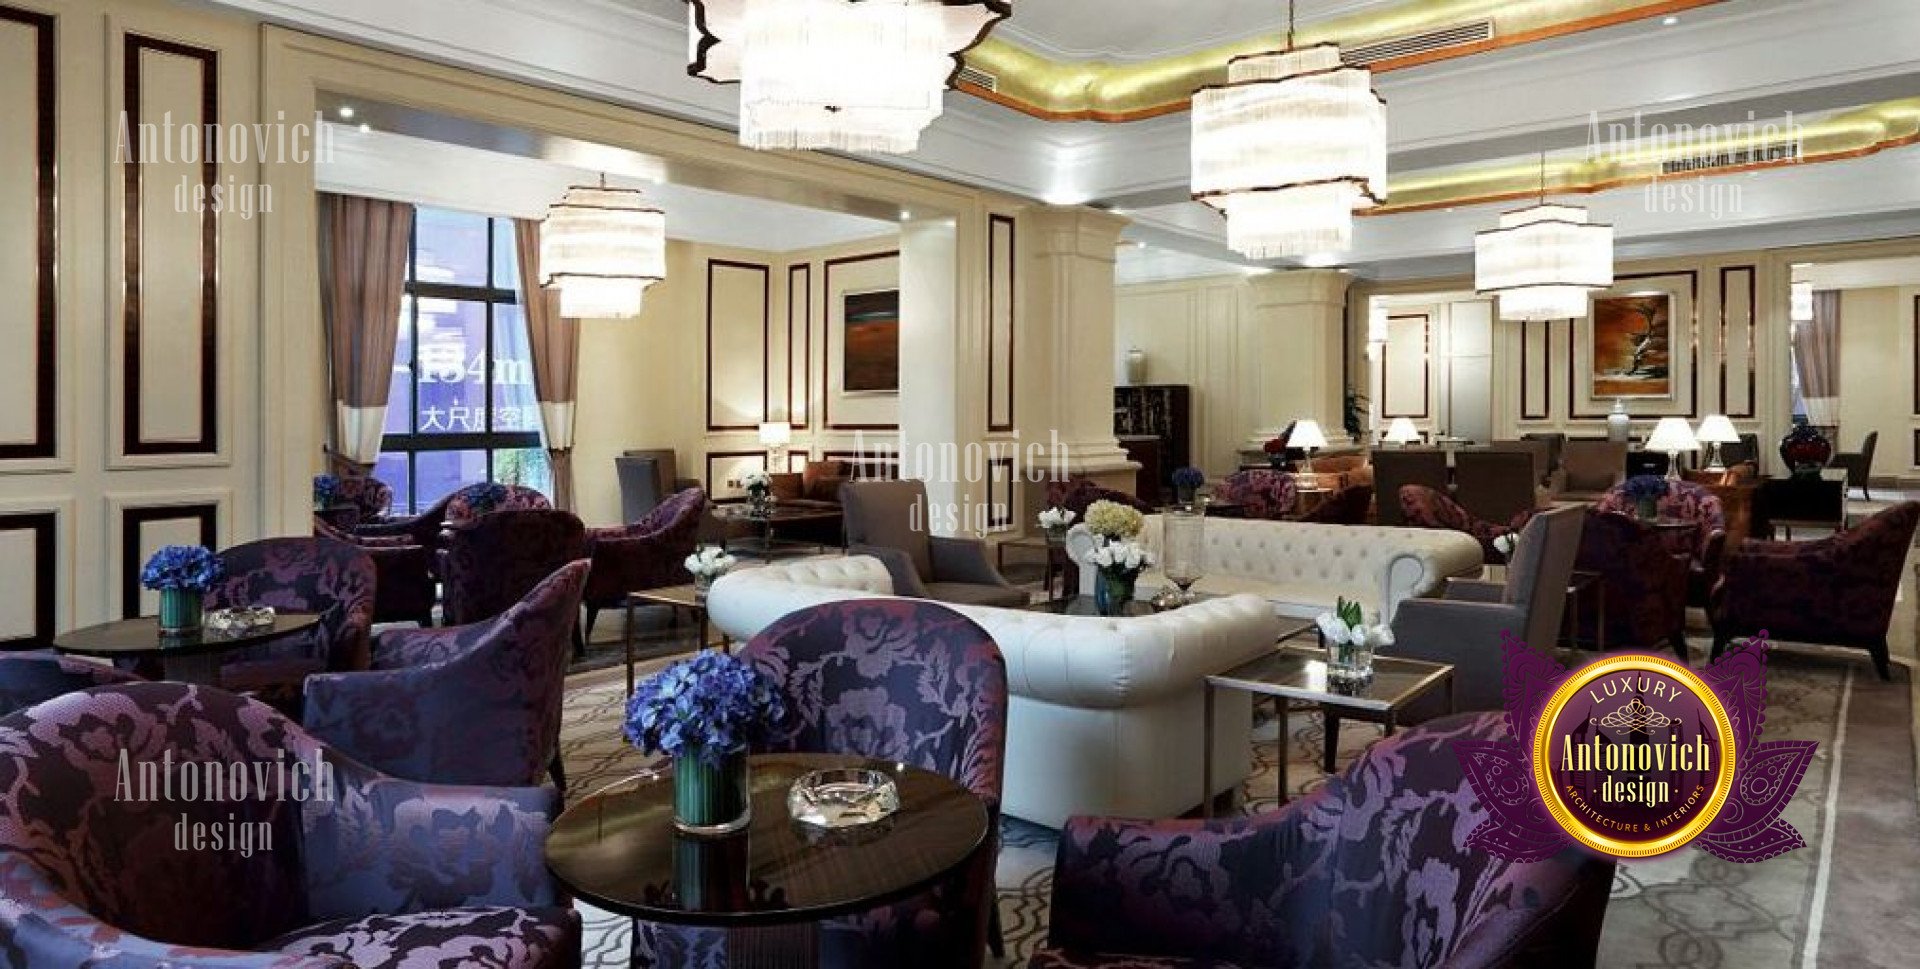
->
<box><xmin>1030</xmin><ymin>714</ymin><xmax>1614</xmax><ymax>969</ymax></box>
<box><xmin>1710</xmin><ymin>501</ymin><xmax>1920</xmax><ymax>680</ymax></box>
<box><xmin>1398</xmin><ymin>484</ymin><xmax>1531</xmax><ymax>563</ymax></box>
<box><xmin>636</xmin><ymin>599</ymin><xmax>1007</xmax><ymax>969</ymax></box>
<box><xmin>1044</xmin><ymin>476</ymin><xmax>1154</xmax><ymax>519</ymax></box>
<box><xmin>1596</xmin><ymin>478</ymin><xmax>1728</xmax><ymax>605</ymax></box>
<box><xmin>1573</xmin><ymin>510</ymin><xmax>1691</xmax><ymax>658</ymax></box>
<box><xmin>205</xmin><ymin>538</ymin><xmax>377</xmax><ymax>708</ymax></box>
<box><xmin>312</xmin><ymin>517</ymin><xmax>437</xmax><ymax>628</ymax></box>
<box><xmin>1370</xmin><ymin>448</ymin><xmax>1450</xmax><ymax>526</ymax></box>
<box><xmin>1297</xmin><ymin>483</ymin><xmax>1373</xmax><ymax>525</ymax></box>
<box><xmin>0</xmin><ymin>652</ymin><xmax>143</xmax><ymax>717</ymax></box>
<box><xmin>445</xmin><ymin>483</ymin><xmax>553</xmax><ymax>527</ymax></box>
<box><xmin>304</xmin><ymin>562</ymin><xmax>588</xmax><ymax>792</ymax></box>
<box><xmin>1213</xmin><ymin>470</ymin><xmax>1300</xmax><ymax>520</ymax></box>
<box><xmin>440</xmin><ymin>509</ymin><xmax>587</xmax><ymax>628</ymax></box>
<box><xmin>582</xmin><ymin>487</ymin><xmax>707</xmax><ymax>640</ymax></box>
<box><xmin>0</xmin><ymin>682</ymin><xmax>580</xmax><ymax>968</ymax></box>
<box><xmin>841</xmin><ymin>479</ymin><xmax>1027</xmax><ymax>608</ymax></box>
<box><xmin>348</xmin><ymin>490</ymin><xmax>455</xmax><ymax>547</ymax></box>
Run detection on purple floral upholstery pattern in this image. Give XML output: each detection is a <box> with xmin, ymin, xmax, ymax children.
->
<box><xmin>312</xmin><ymin>518</ymin><xmax>437</xmax><ymax>628</ymax></box>
<box><xmin>207</xmin><ymin>538</ymin><xmax>377</xmax><ymax>702</ymax></box>
<box><xmin>1046</xmin><ymin>477</ymin><xmax>1154</xmax><ymax>520</ymax></box>
<box><xmin>1710</xmin><ymin>501</ymin><xmax>1920</xmax><ymax>680</ymax></box>
<box><xmin>1297</xmin><ymin>484</ymin><xmax>1373</xmax><ymax>525</ymax></box>
<box><xmin>0</xmin><ymin>682</ymin><xmax>579</xmax><ymax>967</ymax></box>
<box><xmin>1574</xmin><ymin>510</ymin><xmax>1690</xmax><ymax>658</ymax></box>
<box><xmin>303</xmin><ymin>563</ymin><xmax>590</xmax><ymax>787</ymax></box>
<box><xmin>0</xmin><ymin>652</ymin><xmax>144</xmax><ymax>717</ymax></box>
<box><xmin>582</xmin><ymin>487</ymin><xmax>707</xmax><ymax>638</ymax></box>
<box><xmin>349</xmin><ymin>491</ymin><xmax>456</xmax><ymax>548</ymax></box>
<box><xmin>440</xmin><ymin>509</ymin><xmax>587</xmax><ymax>627</ymax></box>
<box><xmin>1213</xmin><ymin>471</ymin><xmax>1299</xmax><ymax>520</ymax></box>
<box><xmin>1597</xmin><ymin>479</ymin><xmax>1725</xmax><ymax>559</ymax></box>
<box><xmin>1031</xmin><ymin>714</ymin><xmax>1613</xmax><ymax>969</ymax></box>
<box><xmin>333</xmin><ymin>477</ymin><xmax>394</xmax><ymax>524</ymax></box>
<box><xmin>1399</xmin><ymin>485</ymin><xmax>1529</xmax><ymax>562</ymax></box>
<box><xmin>446</xmin><ymin>484</ymin><xmax>553</xmax><ymax>527</ymax></box>
<box><xmin>636</xmin><ymin>600</ymin><xmax>1008</xmax><ymax>969</ymax></box>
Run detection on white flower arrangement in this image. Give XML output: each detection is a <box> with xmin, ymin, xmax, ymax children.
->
<box><xmin>1085</xmin><ymin>500</ymin><xmax>1145</xmax><ymax>541</ymax></box>
<box><xmin>1037</xmin><ymin>507</ymin><xmax>1077</xmax><ymax>531</ymax></box>
<box><xmin>740</xmin><ymin>471</ymin><xmax>773</xmax><ymax>493</ymax></box>
<box><xmin>1088</xmin><ymin>539</ymin><xmax>1155</xmax><ymax>575</ymax></box>
<box><xmin>684</xmin><ymin>545</ymin><xmax>739</xmax><ymax>581</ymax></box>
<box><xmin>1492</xmin><ymin>533</ymin><xmax>1519</xmax><ymax>560</ymax></box>
<box><xmin>1314</xmin><ymin>613</ymin><xmax>1396</xmax><ymax>650</ymax></box>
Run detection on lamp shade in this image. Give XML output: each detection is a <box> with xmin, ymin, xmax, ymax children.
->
<box><xmin>1384</xmin><ymin>417</ymin><xmax>1420</xmax><ymax>444</ymax></box>
<box><xmin>1190</xmin><ymin>44</ymin><xmax>1386</xmax><ymax>258</ymax></box>
<box><xmin>686</xmin><ymin>0</ymin><xmax>1011</xmax><ymax>153</ymax></box>
<box><xmin>1645</xmin><ymin>416</ymin><xmax>1700</xmax><ymax>453</ymax></box>
<box><xmin>1695</xmin><ymin>414</ymin><xmax>1740</xmax><ymax>445</ymax></box>
<box><xmin>541</xmin><ymin>183</ymin><xmax>667</xmax><ymax>320</ymax></box>
<box><xmin>1290</xmin><ymin>419</ymin><xmax>1330</xmax><ymax>451</ymax></box>
<box><xmin>1475</xmin><ymin>203</ymin><xmax>1614</xmax><ymax>321</ymax></box>
<box><xmin>759</xmin><ymin>421</ymin><xmax>792</xmax><ymax>446</ymax></box>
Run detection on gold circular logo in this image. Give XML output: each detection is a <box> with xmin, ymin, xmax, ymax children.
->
<box><xmin>1530</xmin><ymin>654</ymin><xmax>1738</xmax><ymax>857</ymax></box>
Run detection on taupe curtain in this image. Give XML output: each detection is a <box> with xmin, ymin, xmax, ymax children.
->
<box><xmin>1794</xmin><ymin>289</ymin><xmax>1841</xmax><ymax>428</ymax></box>
<box><xmin>319</xmin><ymin>193</ymin><xmax>413</xmax><ymax>472</ymax></box>
<box><xmin>515</xmin><ymin>219</ymin><xmax>580</xmax><ymax>511</ymax></box>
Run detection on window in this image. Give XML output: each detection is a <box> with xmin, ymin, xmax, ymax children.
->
<box><xmin>374</xmin><ymin>208</ymin><xmax>551</xmax><ymax>514</ymax></box>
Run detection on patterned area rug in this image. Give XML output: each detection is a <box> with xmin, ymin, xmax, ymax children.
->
<box><xmin>557</xmin><ymin>646</ymin><xmax>1913</xmax><ymax>968</ymax></box>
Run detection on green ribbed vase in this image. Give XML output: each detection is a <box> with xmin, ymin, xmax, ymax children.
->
<box><xmin>158</xmin><ymin>590</ymin><xmax>203</xmax><ymax>636</ymax></box>
<box><xmin>673</xmin><ymin>750</ymin><xmax>750</xmax><ymax>837</ymax></box>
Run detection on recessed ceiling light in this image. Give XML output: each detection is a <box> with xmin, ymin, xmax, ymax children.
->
<box><xmin>337</xmin><ymin>105</ymin><xmax>356</xmax><ymax>119</ymax></box>
<box><xmin>1662</xmin><ymin>15</ymin><xmax>1679</xmax><ymax>25</ymax></box>
<box><xmin>900</xmin><ymin>209</ymin><xmax>913</xmax><ymax>220</ymax></box>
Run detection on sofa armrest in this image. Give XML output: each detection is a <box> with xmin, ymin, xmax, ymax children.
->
<box><xmin>928</xmin><ymin>536</ymin><xmax>1014</xmax><ymax>588</ymax></box>
<box><xmin>1046</xmin><ymin>813</ymin><xmax>1298</xmax><ymax>962</ymax></box>
<box><xmin>301</xmin><ymin>773</ymin><xmax>561</xmax><ymax>921</ymax></box>
<box><xmin>848</xmin><ymin>543</ymin><xmax>932</xmax><ymax>598</ymax></box>
<box><xmin>1446</xmin><ymin>579</ymin><xmax>1506</xmax><ymax>603</ymax></box>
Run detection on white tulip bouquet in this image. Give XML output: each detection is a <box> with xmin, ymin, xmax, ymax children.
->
<box><xmin>1315</xmin><ymin>597</ymin><xmax>1393</xmax><ymax>683</ymax></box>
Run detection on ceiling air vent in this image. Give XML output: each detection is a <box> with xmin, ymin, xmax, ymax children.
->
<box><xmin>1343</xmin><ymin>20</ymin><xmax>1494</xmax><ymax>67</ymax></box>
<box><xmin>956</xmin><ymin>64</ymin><xmax>999</xmax><ymax>93</ymax></box>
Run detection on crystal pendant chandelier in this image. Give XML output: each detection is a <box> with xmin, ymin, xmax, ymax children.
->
<box><xmin>540</xmin><ymin>177</ymin><xmax>667</xmax><ymax>320</ymax></box>
<box><xmin>1475</xmin><ymin>155</ymin><xmax>1614</xmax><ymax>322</ymax></box>
<box><xmin>686</xmin><ymin>0</ymin><xmax>1011</xmax><ymax>153</ymax></box>
<box><xmin>1190</xmin><ymin>0</ymin><xmax>1387</xmax><ymax>259</ymax></box>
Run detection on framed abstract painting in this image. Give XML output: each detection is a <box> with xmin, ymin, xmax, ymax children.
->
<box><xmin>841</xmin><ymin>288</ymin><xmax>901</xmax><ymax>394</ymax></box>
<box><xmin>1589</xmin><ymin>294</ymin><xmax>1674</xmax><ymax>399</ymax></box>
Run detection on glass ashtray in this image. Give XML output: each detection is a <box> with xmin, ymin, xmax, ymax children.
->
<box><xmin>206</xmin><ymin>606</ymin><xmax>275</xmax><ymax>636</ymax></box>
<box><xmin>787</xmin><ymin>768</ymin><xmax>900</xmax><ymax>830</ymax></box>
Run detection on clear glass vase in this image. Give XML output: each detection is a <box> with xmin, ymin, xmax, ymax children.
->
<box><xmin>1095</xmin><ymin>570</ymin><xmax>1137</xmax><ymax>616</ymax></box>
<box><xmin>1160</xmin><ymin>509</ymin><xmax>1206</xmax><ymax>604</ymax></box>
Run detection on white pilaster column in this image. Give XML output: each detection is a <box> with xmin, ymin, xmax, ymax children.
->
<box><xmin>1026</xmin><ymin>206</ymin><xmax>1137</xmax><ymax>477</ymax></box>
<box><xmin>1242</xmin><ymin>269</ymin><xmax>1353</xmax><ymax>450</ymax></box>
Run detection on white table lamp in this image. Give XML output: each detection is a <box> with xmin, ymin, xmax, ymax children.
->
<box><xmin>1645</xmin><ymin>416</ymin><xmax>1700</xmax><ymax>480</ymax></box>
<box><xmin>1384</xmin><ymin>417</ymin><xmax>1420</xmax><ymax>447</ymax></box>
<box><xmin>1290</xmin><ymin>419</ymin><xmax>1329</xmax><ymax>473</ymax></box>
<box><xmin>1694</xmin><ymin>414</ymin><xmax>1740</xmax><ymax>471</ymax></box>
<box><xmin>759</xmin><ymin>421</ymin><xmax>792</xmax><ymax>470</ymax></box>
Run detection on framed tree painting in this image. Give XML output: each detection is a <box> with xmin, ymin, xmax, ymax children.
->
<box><xmin>841</xmin><ymin>289</ymin><xmax>901</xmax><ymax>394</ymax></box>
<box><xmin>1589</xmin><ymin>294</ymin><xmax>1673</xmax><ymax>399</ymax></box>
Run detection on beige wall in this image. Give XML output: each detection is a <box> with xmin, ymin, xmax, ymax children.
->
<box><xmin>1115</xmin><ymin>275</ymin><xmax>1251</xmax><ymax>475</ymax></box>
<box><xmin>1836</xmin><ymin>287</ymin><xmax>1918</xmax><ymax>478</ymax></box>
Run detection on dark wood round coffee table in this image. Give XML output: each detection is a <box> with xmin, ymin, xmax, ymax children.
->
<box><xmin>51</xmin><ymin>613</ymin><xmax>321</xmax><ymax>686</ymax></box>
<box><xmin>545</xmin><ymin>752</ymin><xmax>989</xmax><ymax>968</ymax></box>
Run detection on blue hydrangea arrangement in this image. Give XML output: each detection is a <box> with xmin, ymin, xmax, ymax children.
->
<box><xmin>312</xmin><ymin>473</ymin><xmax>341</xmax><ymax>509</ymax></box>
<box><xmin>1172</xmin><ymin>466</ymin><xmax>1207</xmax><ymax>491</ymax></box>
<box><xmin>1623</xmin><ymin>475</ymin><xmax>1670</xmax><ymax>503</ymax></box>
<box><xmin>140</xmin><ymin>545</ymin><xmax>224</xmax><ymax>593</ymax></box>
<box><xmin>624</xmin><ymin>651</ymin><xmax>787</xmax><ymax>768</ymax></box>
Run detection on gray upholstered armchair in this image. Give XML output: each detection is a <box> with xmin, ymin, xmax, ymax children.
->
<box><xmin>840</xmin><ymin>479</ymin><xmax>1028</xmax><ymax>608</ymax></box>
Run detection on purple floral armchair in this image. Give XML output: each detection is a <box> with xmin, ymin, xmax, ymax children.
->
<box><xmin>207</xmin><ymin>538</ymin><xmax>377</xmax><ymax>704</ymax></box>
<box><xmin>1399</xmin><ymin>484</ymin><xmax>1529</xmax><ymax>563</ymax></box>
<box><xmin>316</xmin><ymin>476</ymin><xmax>394</xmax><ymax>530</ymax></box>
<box><xmin>303</xmin><ymin>562</ymin><xmax>589</xmax><ymax>791</ymax></box>
<box><xmin>636</xmin><ymin>600</ymin><xmax>1009</xmax><ymax>969</ymax></box>
<box><xmin>0</xmin><ymin>682</ymin><xmax>580</xmax><ymax>968</ymax></box>
<box><xmin>1031</xmin><ymin>714</ymin><xmax>1613</xmax><ymax>969</ymax></box>
<box><xmin>1574</xmin><ymin>510</ymin><xmax>1690</xmax><ymax>658</ymax></box>
<box><xmin>1596</xmin><ymin>479</ymin><xmax>1728</xmax><ymax>603</ymax></box>
<box><xmin>0</xmin><ymin>652</ymin><xmax>144</xmax><ymax>717</ymax></box>
<box><xmin>1710</xmin><ymin>501</ymin><xmax>1920</xmax><ymax>680</ymax></box>
<box><xmin>1213</xmin><ymin>470</ymin><xmax>1300</xmax><ymax>520</ymax></box>
<box><xmin>440</xmin><ymin>509</ymin><xmax>587</xmax><ymax>630</ymax></box>
<box><xmin>582</xmin><ymin>487</ymin><xmax>707</xmax><ymax>640</ymax></box>
<box><xmin>348</xmin><ymin>491</ymin><xmax>455</xmax><ymax>547</ymax></box>
<box><xmin>1045</xmin><ymin>477</ymin><xmax>1154</xmax><ymax>520</ymax></box>
<box><xmin>312</xmin><ymin>517</ymin><xmax>437</xmax><ymax>628</ymax></box>
<box><xmin>446</xmin><ymin>483</ymin><xmax>553</xmax><ymax>527</ymax></box>
<box><xmin>1297</xmin><ymin>483</ymin><xmax>1373</xmax><ymax>525</ymax></box>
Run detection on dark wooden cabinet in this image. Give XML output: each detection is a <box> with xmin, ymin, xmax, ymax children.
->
<box><xmin>1114</xmin><ymin>385</ymin><xmax>1192</xmax><ymax>498</ymax></box>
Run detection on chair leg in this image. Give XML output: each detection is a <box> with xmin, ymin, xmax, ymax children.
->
<box><xmin>548</xmin><ymin>752</ymin><xmax>568</xmax><ymax>798</ymax></box>
<box><xmin>571</xmin><ymin>622</ymin><xmax>586</xmax><ymax>662</ymax></box>
<box><xmin>1710</xmin><ymin>633</ymin><xmax>1730</xmax><ymax>662</ymax></box>
<box><xmin>582</xmin><ymin>606</ymin><xmax>600</xmax><ymax>642</ymax></box>
<box><xmin>987</xmin><ymin>904</ymin><xmax>1006</xmax><ymax>959</ymax></box>
<box><xmin>1871</xmin><ymin>639</ymin><xmax>1893</xmax><ymax>681</ymax></box>
<box><xmin>1671</xmin><ymin>631</ymin><xmax>1689</xmax><ymax>664</ymax></box>
<box><xmin>1323</xmin><ymin>711</ymin><xmax>1342</xmax><ymax>774</ymax></box>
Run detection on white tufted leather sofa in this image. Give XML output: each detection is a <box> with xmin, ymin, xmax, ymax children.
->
<box><xmin>1067</xmin><ymin>516</ymin><xmax>1483</xmax><ymax>622</ymax></box>
<box><xmin>706</xmin><ymin>556</ymin><xmax>1285</xmax><ymax>828</ymax></box>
